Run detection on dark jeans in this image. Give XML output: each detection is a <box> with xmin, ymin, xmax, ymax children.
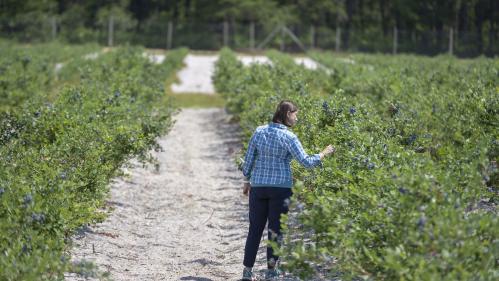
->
<box><xmin>243</xmin><ymin>186</ymin><xmax>292</xmax><ymax>268</ymax></box>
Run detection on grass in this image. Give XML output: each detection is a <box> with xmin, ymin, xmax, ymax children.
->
<box><xmin>166</xmin><ymin>92</ymin><xmax>225</xmax><ymax>108</ymax></box>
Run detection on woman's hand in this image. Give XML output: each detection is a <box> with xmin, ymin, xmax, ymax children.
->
<box><xmin>320</xmin><ymin>144</ymin><xmax>335</xmax><ymax>159</ymax></box>
<box><xmin>243</xmin><ymin>182</ymin><xmax>251</xmax><ymax>196</ymax></box>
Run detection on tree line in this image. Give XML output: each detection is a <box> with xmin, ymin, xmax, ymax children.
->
<box><xmin>0</xmin><ymin>0</ymin><xmax>497</xmax><ymax>56</ymax></box>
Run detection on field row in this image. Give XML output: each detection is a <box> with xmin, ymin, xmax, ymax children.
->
<box><xmin>0</xmin><ymin>43</ymin><xmax>187</xmax><ymax>280</ymax></box>
<box><xmin>214</xmin><ymin>48</ymin><xmax>498</xmax><ymax>280</ymax></box>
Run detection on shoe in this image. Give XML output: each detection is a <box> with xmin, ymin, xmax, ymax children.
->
<box><xmin>242</xmin><ymin>267</ymin><xmax>254</xmax><ymax>281</ymax></box>
<box><xmin>264</xmin><ymin>268</ymin><xmax>283</xmax><ymax>280</ymax></box>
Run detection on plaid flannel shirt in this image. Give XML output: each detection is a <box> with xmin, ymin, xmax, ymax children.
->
<box><xmin>242</xmin><ymin>122</ymin><xmax>322</xmax><ymax>188</ymax></box>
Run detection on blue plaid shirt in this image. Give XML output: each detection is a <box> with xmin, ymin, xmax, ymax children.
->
<box><xmin>242</xmin><ymin>122</ymin><xmax>322</xmax><ymax>188</ymax></box>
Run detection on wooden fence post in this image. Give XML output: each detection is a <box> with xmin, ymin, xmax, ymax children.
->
<box><xmin>167</xmin><ymin>21</ymin><xmax>173</xmax><ymax>49</ymax></box>
<box><xmin>393</xmin><ymin>26</ymin><xmax>398</xmax><ymax>54</ymax></box>
<box><xmin>51</xmin><ymin>16</ymin><xmax>57</xmax><ymax>40</ymax></box>
<box><xmin>310</xmin><ymin>25</ymin><xmax>315</xmax><ymax>49</ymax></box>
<box><xmin>335</xmin><ymin>26</ymin><xmax>341</xmax><ymax>52</ymax></box>
<box><xmin>108</xmin><ymin>15</ymin><xmax>114</xmax><ymax>47</ymax></box>
<box><xmin>448</xmin><ymin>27</ymin><xmax>454</xmax><ymax>55</ymax></box>
<box><xmin>223</xmin><ymin>21</ymin><xmax>229</xmax><ymax>47</ymax></box>
<box><xmin>250</xmin><ymin>21</ymin><xmax>255</xmax><ymax>51</ymax></box>
<box><xmin>280</xmin><ymin>26</ymin><xmax>285</xmax><ymax>51</ymax></box>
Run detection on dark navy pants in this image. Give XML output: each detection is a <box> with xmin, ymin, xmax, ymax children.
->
<box><xmin>243</xmin><ymin>186</ymin><xmax>292</xmax><ymax>268</ymax></box>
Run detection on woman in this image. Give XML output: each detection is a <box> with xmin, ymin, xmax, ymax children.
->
<box><xmin>241</xmin><ymin>100</ymin><xmax>335</xmax><ymax>280</ymax></box>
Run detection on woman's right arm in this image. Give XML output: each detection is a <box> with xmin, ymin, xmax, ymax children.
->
<box><xmin>287</xmin><ymin>135</ymin><xmax>335</xmax><ymax>168</ymax></box>
<box><xmin>242</xmin><ymin>132</ymin><xmax>258</xmax><ymax>179</ymax></box>
<box><xmin>286</xmin><ymin>135</ymin><xmax>322</xmax><ymax>168</ymax></box>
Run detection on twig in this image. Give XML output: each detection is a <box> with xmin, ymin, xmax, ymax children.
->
<box><xmin>202</xmin><ymin>208</ymin><xmax>215</xmax><ymax>225</ymax></box>
<box><xmin>94</xmin><ymin>231</ymin><xmax>119</xmax><ymax>238</ymax></box>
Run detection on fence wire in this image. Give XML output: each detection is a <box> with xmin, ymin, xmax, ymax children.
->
<box><xmin>1</xmin><ymin>18</ymin><xmax>497</xmax><ymax>57</ymax></box>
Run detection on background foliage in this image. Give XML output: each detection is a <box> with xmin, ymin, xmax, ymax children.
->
<box><xmin>0</xmin><ymin>0</ymin><xmax>497</xmax><ymax>56</ymax></box>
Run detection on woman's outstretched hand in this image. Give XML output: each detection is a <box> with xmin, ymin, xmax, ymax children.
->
<box><xmin>320</xmin><ymin>144</ymin><xmax>336</xmax><ymax>159</ymax></box>
<box><xmin>243</xmin><ymin>182</ymin><xmax>251</xmax><ymax>196</ymax></box>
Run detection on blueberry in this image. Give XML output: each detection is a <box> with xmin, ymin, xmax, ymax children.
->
<box><xmin>297</xmin><ymin>203</ymin><xmax>305</xmax><ymax>211</ymax></box>
<box><xmin>31</xmin><ymin>213</ymin><xmax>45</xmax><ymax>223</ymax></box>
<box><xmin>398</xmin><ymin>187</ymin><xmax>408</xmax><ymax>194</ymax></box>
<box><xmin>34</xmin><ymin>111</ymin><xmax>40</xmax><ymax>118</ymax></box>
<box><xmin>59</xmin><ymin>172</ymin><xmax>67</xmax><ymax>180</ymax></box>
<box><xmin>322</xmin><ymin>101</ymin><xmax>329</xmax><ymax>111</ymax></box>
<box><xmin>407</xmin><ymin>134</ymin><xmax>417</xmax><ymax>145</ymax></box>
<box><xmin>349</xmin><ymin>106</ymin><xmax>356</xmax><ymax>115</ymax></box>
<box><xmin>488</xmin><ymin>161</ymin><xmax>497</xmax><ymax>172</ymax></box>
<box><xmin>114</xmin><ymin>90</ymin><xmax>121</xmax><ymax>98</ymax></box>
<box><xmin>417</xmin><ymin>215</ymin><xmax>427</xmax><ymax>230</ymax></box>
<box><xmin>23</xmin><ymin>194</ymin><xmax>33</xmax><ymax>205</ymax></box>
<box><xmin>0</xmin><ymin>187</ymin><xmax>4</xmax><ymax>196</ymax></box>
<box><xmin>367</xmin><ymin>162</ymin><xmax>375</xmax><ymax>170</ymax></box>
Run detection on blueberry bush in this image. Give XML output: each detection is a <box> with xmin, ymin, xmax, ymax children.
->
<box><xmin>214</xmin><ymin>48</ymin><xmax>498</xmax><ymax>280</ymax></box>
<box><xmin>0</xmin><ymin>40</ymin><xmax>100</xmax><ymax>113</ymax></box>
<box><xmin>0</xmin><ymin>44</ymin><xmax>187</xmax><ymax>280</ymax></box>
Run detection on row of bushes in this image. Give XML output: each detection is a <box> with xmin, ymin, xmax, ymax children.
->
<box><xmin>0</xmin><ymin>40</ymin><xmax>100</xmax><ymax>112</ymax></box>
<box><xmin>0</xmin><ymin>45</ymin><xmax>187</xmax><ymax>280</ymax></box>
<box><xmin>214</xmin><ymin>48</ymin><xmax>498</xmax><ymax>280</ymax></box>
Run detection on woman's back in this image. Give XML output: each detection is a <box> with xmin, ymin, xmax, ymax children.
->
<box><xmin>243</xmin><ymin>122</ymin><xmax>321</xmax><ymax>188</ymax></box>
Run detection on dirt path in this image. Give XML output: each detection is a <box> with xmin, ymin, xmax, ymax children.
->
<box><xmin>171</xmin><ymin>55</ymin><xmax>219</xmax><ymax>94</ymax></box>
<box><xmin>170</xmin><ymin>54</ymin><xmax>324</xmax><ymax>95</ymax></box>
<box><xmin>66</xmin><ymin>108</ymin><xmax>271</xmax><ymax>280</ymax></box>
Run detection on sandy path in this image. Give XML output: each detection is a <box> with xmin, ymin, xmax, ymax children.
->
<box><xmin>293</xmin><ymin>57</ymin><xmax>318</xmax><ymax>70</ymax></box>
<box><xmin>237</xmin><ymin>55</ymin><xmax>272</xmax><ymax>66</ymax></box>
<box><xmin>171</xmin><ymin>54</ymin><xmax>324</xmax><ymax>95</ymax></box>
<box><xmin>171</xmin><ymin>54</ymin><xmax>219</xmax><ymax>94</ymax></box>
<box><xmin>66</xmin><ymin>108</ymin><xmax>273</xmax><ymax>280</ymax></box>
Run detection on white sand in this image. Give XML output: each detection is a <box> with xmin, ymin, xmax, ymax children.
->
<box><xmin>83</xmin><ymin>52</ymin><xmax>100</xmax><ymax>60</ymax></box>
<box><xmin>54</xmin><ymin>63</ymin><xmax>64</xmax><ymax>74</ymax></box>
<box><xmin>143</xmin><ymin>53</ymin><xmax>166</xmax><ymax>64</ymax></box>
<box><xmin>171</xmin><ymin>54</ymin><xmax>219</xmax><ymax>94</ymax></box>
<box><xmin>171</xmin><ymin>54</ymin><xmax>327</xmax><ymax>95</ymax></box>
<box><xmin>293</xmin><ymin>57</ymin><xmax>319</xmax><ymax>70</ymax></box>
<box><xmin>54</xmin><ymin>52</ymin><xmax>101</xmax><ymax>74</ymax></box>
<box><xmin>236</xmin><ymin>55</ymin><xmax>272</xmax><ymax>66</ymax></box>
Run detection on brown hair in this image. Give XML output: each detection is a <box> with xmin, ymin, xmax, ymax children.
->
<box><xmin>272</xmin><ymin>100</ymin><xmax>298</xmax><ymax>127</ymax></box>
